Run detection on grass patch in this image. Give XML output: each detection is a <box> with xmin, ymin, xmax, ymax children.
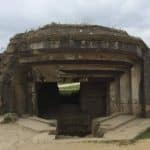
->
<box><xmin>1</xmin><ymin>113</ymin><xmax>18</xmax><ymax>124</ymax></box>
<box><xmin>135</xmin><ymin>127</ymin><xmax>150</xmax><ymax>140</ymax></box>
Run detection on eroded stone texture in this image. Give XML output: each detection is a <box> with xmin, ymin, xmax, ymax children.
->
<box><xmin>144</xmin><ymin>53</ymin><xmax>150</xmax><ymax>117</ymax></box>
<box><xmin>0</xmin><ymin>24</ymin><xmax>149</xmax><ymax>136</ymax></box>
<box><xmin>120</xmin><ymin>71</ymin><xmax>132</xmax><ymax>114</ymax></box>
<box><xmin>109</xmin><ymin>77</ymin><xmax>120</xmax><ymax>114</ymax></box>
<box><xmin>80</xmin><ymin>82</ymin><xmax>107</xmax><ymax>118</ymax></box>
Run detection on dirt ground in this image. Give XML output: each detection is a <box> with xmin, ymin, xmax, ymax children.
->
<box><xmin>0</xmin><ymin>123</ymin><xmax>150</xmax><ymax>150</ymax></box>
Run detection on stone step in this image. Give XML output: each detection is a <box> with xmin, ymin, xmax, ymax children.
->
<box><xmin>99</xmin><ymin>115</ymin><xmax>136</xmax><ymax>132</ymax></box>
<box><xmin>32</xmin><ymin>132</ymin><xmax>56</xmax><ymax>143</ymax></box>
<box><xmin>104</xmin><ymin>118</ymin><xmax>150</xmax><ymax>140</ymax></box>
<box><xmin>93</xmin><ymin>113</ymin><xmax>124</xmax><ymax>125</ymax></box>
<box><xmin>17</xmin><ymin>118</ymin><xmax>56</xmax><ymax>134</ymax></box>
<box><xmin>27</xmin><ymin>116</ymin><xmax>57</xmax><ymax>127</ymax></box>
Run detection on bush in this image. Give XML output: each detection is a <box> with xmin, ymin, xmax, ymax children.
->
<box><xmin>1</xmin><ymin>113</ymin><xmax>18</xmax><ymax>124</ymax></box>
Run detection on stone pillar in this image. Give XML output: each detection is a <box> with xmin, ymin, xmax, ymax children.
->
<box><xmin>14</xmin><ymin>81</ymin><xmax>26</xmax><ymax>115</ymax></box>
<box><xmin>2</xmin><ymin>75</ymin><xmax>15</xmax><ymax>113</ymax></box>
<box><xmin>0</xmin><ymin>80</ymin><xmax>3</xmax><ymax>113</ymax></box>
<box><xmin>143</xmin><ymin>55</ymin><xmax>150</xmax><ymax>117</ymax></box>
<box><xmin>31</xmin><ymin>83</ymin><xmax>38</xmax><ymax>115</ymax></box>
<box><xmin>26</xmin><ymin>82</ymin><xmax>33</xmax><ymax>115</ymax></box>
<box><xmin>131</xmin><ymin>63</ymin><xmax>142</xmax><ymax>116</ymax></box>
<box><xmin>120</xmin><ymin>70</ymin><xmax>132</xmax><ymax>114</ymax></box>
<box><xmin>109</xmin><ymin>77</ymin><xmax>120</xmax><ymax>114</ymax></box>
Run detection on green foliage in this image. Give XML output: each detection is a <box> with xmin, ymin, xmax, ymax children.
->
<box><xmin>1</xmin><ymin>113</ymin><xmax>18</xmax><ymax>124</ymax></box>
<box><xmin>135</xmin><ymin>128</ymin><xmax>150</xmax><ymax>140</ymax></box>
<box><xmin>59</xmin><ymin>84</ymin><xmax>80</xmax><ymax>95</ymax></box>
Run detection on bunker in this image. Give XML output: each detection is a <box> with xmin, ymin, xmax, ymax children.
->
<box><xmin>0</xmin><ymin>24</ymin><xmax>150</xmax><ymax>136</ymax></box>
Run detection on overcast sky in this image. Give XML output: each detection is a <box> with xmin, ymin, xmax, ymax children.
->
<box><xmin>0</xmin><ymin>0</ymin><xmax>150</xmax><ymax>52</ymax></box>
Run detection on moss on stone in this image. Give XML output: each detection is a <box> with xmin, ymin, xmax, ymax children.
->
<box><xmin>7</xmin><ymin>23</ymin><xmax>148</xmax><ymax>52</ymax></box>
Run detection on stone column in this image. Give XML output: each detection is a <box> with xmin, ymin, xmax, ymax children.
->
<box><xmin>2</xmin><ymin>75</ymin><xmax>15</xmax><ymax>113</ymax></box>
<box><xmin>14</xmin><ymin>82</ymin><xmax>26</xmax><ymax>115</ymax></box>
<box><xmin>31</xmin><ymin>83</ymin><xmax>38</xmax><ymax>116</ymax></box>
<box><xmin>109</xmin><ymin>77</ymin><xmax>120</xmax><ymax>114</ymax></box>
<box><xmin>131</xmin><ymin>63</ymin><xmax>142</xmax><ymax>116</ymax></box>
<box><xmin>26</xmin><ymin>82</ymin><xmax>33</xmax><ymax>114</ymax></box>
<box><xmin>143</xmin><ymin>55</ymin><xmax>150</xmax><ymax>117</ymax></box>
<box><xmin>120</xmin><ymin>70</ymin><xmax>132</xmax><ymax>114</ymax></box>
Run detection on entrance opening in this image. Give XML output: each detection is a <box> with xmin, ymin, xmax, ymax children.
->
<box><xmin>36</xmin><ymin>82</ymin><xmax>81</xmax><ymax>118</ymax></box>
<box><xmin>36</xmin><ymin>81</ymin><xmax>108</xmax><ymax>136</ymax></box>
<box><xmin>58</xmin><ymin>82</ymin><xmax>80</xmax><ymax>114</ymax></box>
<box><xmin>57</xmin><ymin>82</ymin><xmax>91</xmax><ymax>137</ymax></box>
<box><xmin>36</xmin><ymin>82</ymin><xmax>60</xmax><ymax>119</ymax></box>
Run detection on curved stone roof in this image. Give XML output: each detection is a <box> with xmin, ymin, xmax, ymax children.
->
<box><xmin>6</xmin><ymin>24</ymin><xmax>148</xmax><ymax>53</ymax></box>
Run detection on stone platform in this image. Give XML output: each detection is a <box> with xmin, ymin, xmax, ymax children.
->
<box><xmin>104</xmin><ymin>118</ymin><xmax>150</xmax><ymax>141</ymax></box>
<box><xmin>30</xmin><ymin>118</ymin><xmax>150</xmax><ymax>144</ymax></box>
<box><xmin>17</xmin><ymin>117</ymin><xmax>56</xmax><ymax>133</ymax></box>
<box><xmin>13</xmin><ymin>115</ymin><xmax>150</xmax><ymax>143</ymax></box>
<box><xmin>99</xmin><ymin>115</ymin><xmax>136</xmax><ymax>132</ymax></box>
<box><xmin>51</xmin><ymin>115</ymin><xmax>150</xmax><ymax>142</ymax></box>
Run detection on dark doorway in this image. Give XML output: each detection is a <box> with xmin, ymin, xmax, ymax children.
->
<box><xmin>36</xmin><ymin>82</ymin><xmax>60</xmax><ymax>119</ymax></box>
<box><xmin>57</xmin><ymin>83</ymin><xmax>91</xmax><ymax>137</ymax></box>
<box><xmin>36</xmin><ymin>81</ymin><xmax>107</xmax><ymax>136</ymax></box>
<box><xmin>80</xmin><ymin>81</ymin><xmax>107</xmax><ymax>118</ymax></box>
<box><xmin>58</xmin><ymin>83</ymin><xmax>80</xmax><ymax>114</ymax></box>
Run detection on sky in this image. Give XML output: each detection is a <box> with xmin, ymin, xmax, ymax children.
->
<box><xmin>0</xmin><ymin>0</ymin><xmax>150</xmax><ymax>52</ymax></box>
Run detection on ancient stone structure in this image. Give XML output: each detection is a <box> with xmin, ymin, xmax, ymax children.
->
<box><xmin>0</xmin><ymin>24</ymin><xmax>150</xmax><ymax>136</ymax></box>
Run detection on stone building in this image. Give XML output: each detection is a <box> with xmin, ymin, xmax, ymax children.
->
<box><xmin>0</xmin><ymin>24</ymin><xmax>150</xmax><ymax>136</ymax></box>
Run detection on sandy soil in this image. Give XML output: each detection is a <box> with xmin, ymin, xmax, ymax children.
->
<box><xmin>0</xmin><ymin>123</ymin><xmax>150</xmax><ymax>150</ymax></box>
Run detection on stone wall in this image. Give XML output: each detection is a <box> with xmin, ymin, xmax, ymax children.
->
<box><xmin>0</xmin><ymin>23</ymin><xmax>148</xmax><ymax>119</ymax></box>
<box><xmin>120</xmin><ymin>71</ymin><xmax>132</xmax><ymax>114</ymax></box>
<box><xmin>109</xmin><ymin>64</ymin><xmax>143</xmax><ymax>116</ymax></box>
<box><xmin>80</xmin><ymin>82</ymin><xmax>107</xmax><ymax>118</ymax></box>
<box><xmin>131</xmin><ymin>63</ymin><xmax>143</xmax><ymax>115</ymax></box>
<box><xmin>7</xmin><ymin>24</ymin><xmax>145</xmax><ymax>58</ymax></box>
<box><xmin>144</xmin><ymin>54</ymin><xmax>150</xmax><ymax>117</ymax></box>
<box><xmin>109</xmin><ymin>77</ymin><xmax>120</xmax><ymax>114</ymax></box>
<box><xmin>28</xmin><ymin>41</ymin><xmax>141</xmax><ymax>56</ymax></box>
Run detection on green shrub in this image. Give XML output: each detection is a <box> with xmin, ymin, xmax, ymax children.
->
<box><xmin>1</xmin><ymin>113</ymin><xmax>18</xmax><ymax>124</ymax></box>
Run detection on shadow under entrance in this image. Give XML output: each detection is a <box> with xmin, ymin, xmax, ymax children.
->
<box><xmin>36</xmin><ymin>82</ymin><xmax>60</xmax><ymax>119</ymax></box>
<box><xmin>35</xmin><ymin>81</ymin><xmax>108</xmax><ymax>136</ymax></box>
<box><xmin>36</xmin><ymin>82</ymin><xmax>80</xmax><ymax>119</ymax></box>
